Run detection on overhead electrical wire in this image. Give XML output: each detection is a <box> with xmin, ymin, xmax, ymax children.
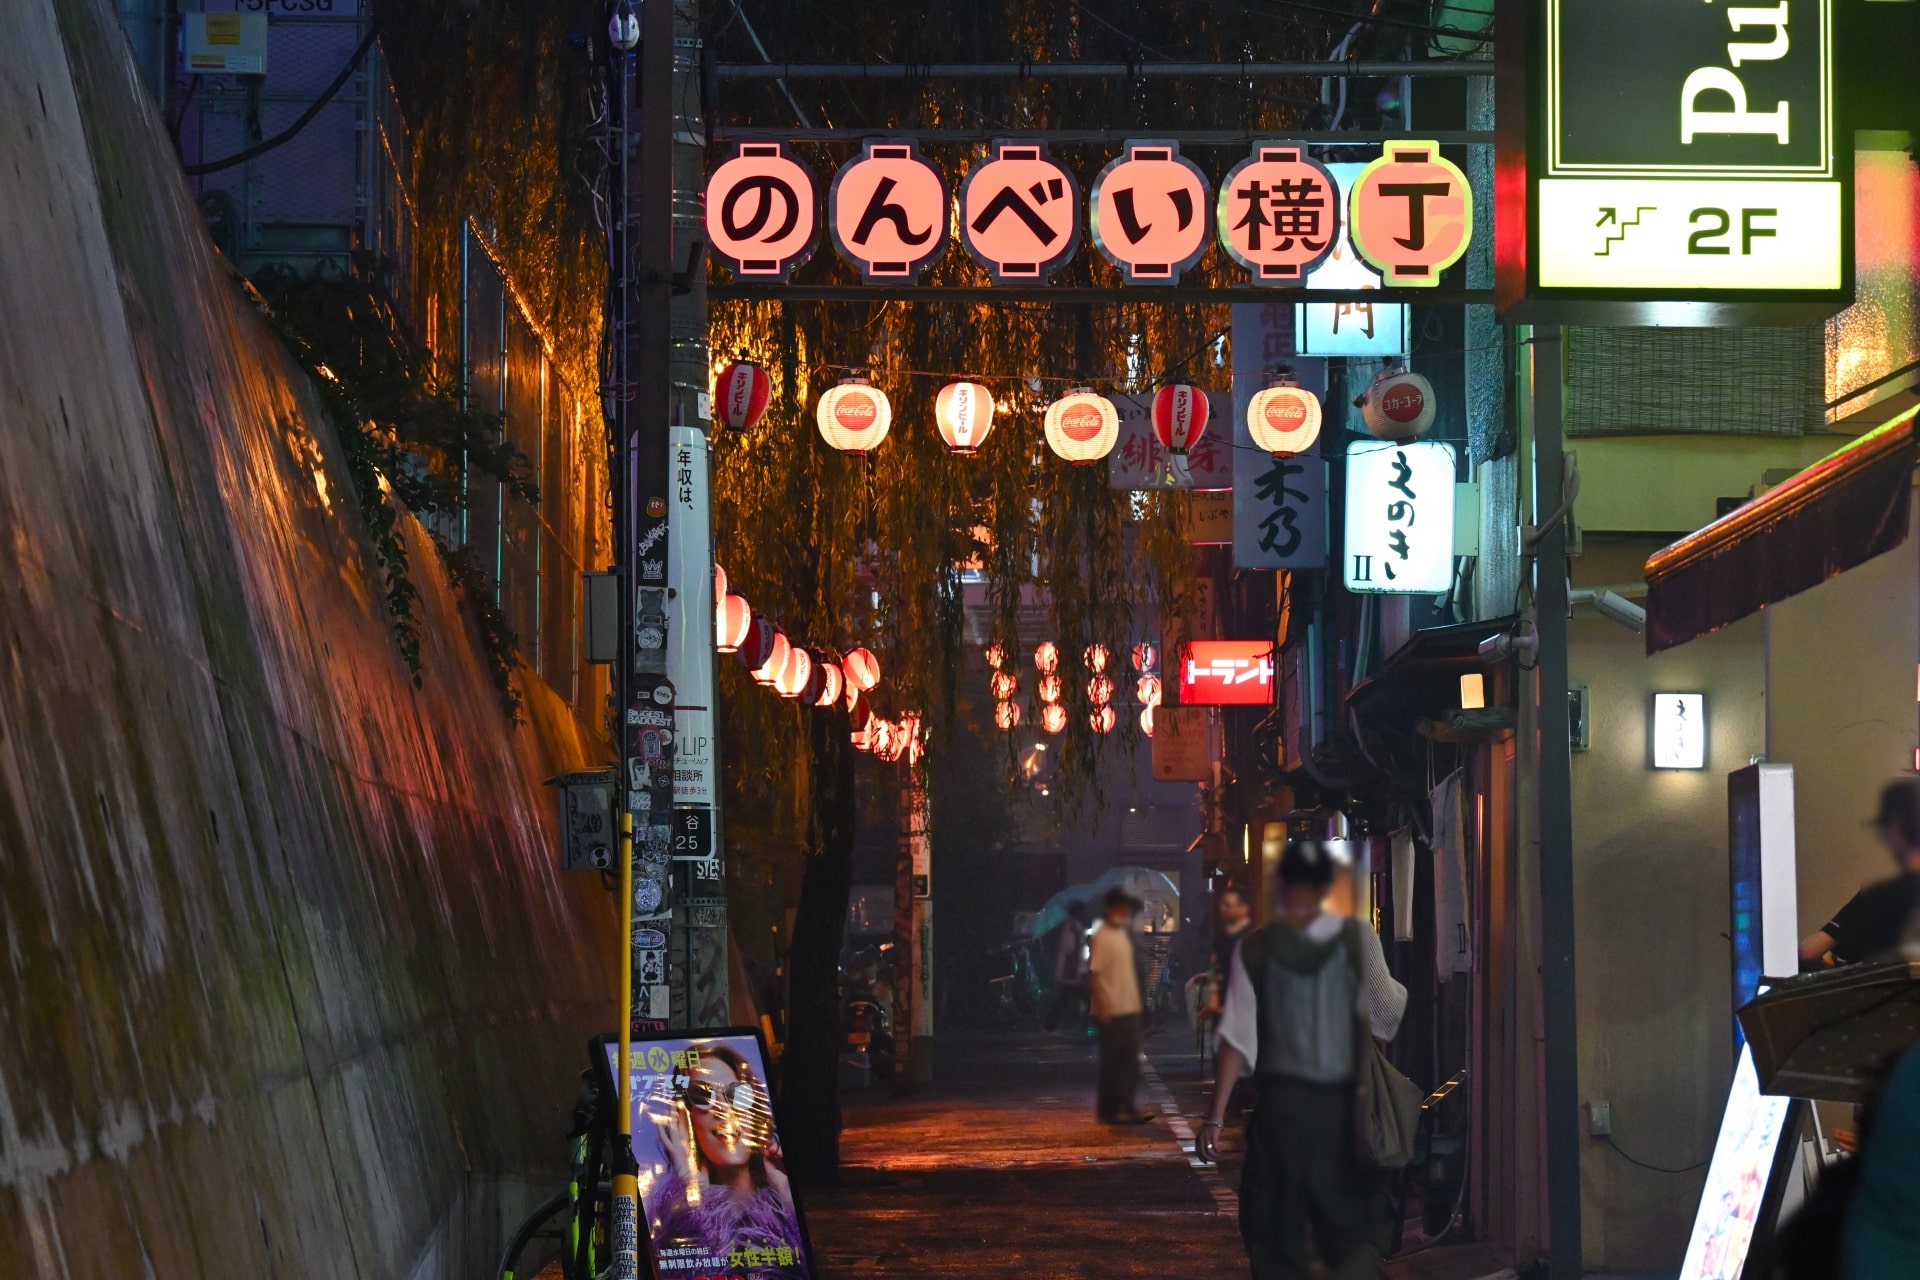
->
<box><xmin>183</xmin><ymin>22</ymin><xmax>382</xmax><ymax>176</ymax></box>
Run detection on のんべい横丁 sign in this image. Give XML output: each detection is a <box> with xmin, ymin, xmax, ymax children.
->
<box><xmin>1500</xmin><ymin>0</ymin><xmax>1848</xmax><ymax>323</ymax></box>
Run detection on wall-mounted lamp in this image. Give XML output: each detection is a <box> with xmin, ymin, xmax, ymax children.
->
<box><xmin>1459</xmin><ymin>672</ymin><xmax>1486</xmax><ymax>710</ymax></box>
<box><xmin>1652</xmin><ymin>692</ymin><xmax>1707</xmax><ymax>769</ymax></box>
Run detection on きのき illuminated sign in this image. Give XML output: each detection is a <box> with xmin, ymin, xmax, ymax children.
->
<box><xmin>1343</xmin><ymin>440</ymin><xmax>1456</xmax><ymax>594</ymax></box>
<box><xmin>1088</xmin><ymin>141</ymin><xmax>1212</xmax><ymax>285</ymax></box>
<box><xmin>1178</xmin><ymin>640</ymin><xmax>1276</xmax><ymax>706</ymax></box>
<box><xmin>959</xmin><ymin>142</ymin><xmax>1081</xmax><ymax>285</ymax></box>
<box><xmin>1216</xmin><ymin>144</ymin><xmax>1339</xmax><ymax>285</ymax></box>
<box><xmin>705</xmin><ymin>142</ymin><xmax>819</xmax><ymax>280</ymax></box>
<box><xmin>829</xmin><ymin>139</ymin><xmax>949</xmax><ymax>282</ymax></box>
<box><xmin>1348</xmin><ymin>142</ymin><xmax>1473</xmax><ymax>288</ymax></box>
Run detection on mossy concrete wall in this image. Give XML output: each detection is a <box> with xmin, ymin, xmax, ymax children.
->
<box><xmin>0</xmin><ymin>0</ymin><xmax>616</xmax><ymax>1273</ymax></box>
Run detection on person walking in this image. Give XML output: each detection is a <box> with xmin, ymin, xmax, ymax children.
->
<box><xmin>1043</xmin><ymin>900</ymin><xmax>1091</xmax><ymax>1033</ymax></box>
<box><xmin>1197</xmin><ymin>839</ymin><xmax>1408</xmax><ymax>1280</ymax></box>
<box><xmin>1800</xmin><ymin>780</ymin><xmax>1920</xmax><ymax>967</ymax></box>
<box><xmin>1088</xmin><ymin>887</ymin><xmax>1151</xmax><ymax>1124</ymax></box>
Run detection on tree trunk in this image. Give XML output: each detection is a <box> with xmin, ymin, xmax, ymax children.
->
<box><xmin>780</xmin><ymin>707</ymin><xmax>856</xmax><ymax>1185</ymax></box>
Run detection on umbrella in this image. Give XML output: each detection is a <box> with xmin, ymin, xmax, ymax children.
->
<box><xmin>1737</xmin><ymin>957</ymin><xmax>1920</xmax><ymax>1105</ymax></box>
<box><xmin>1032</xmin><ymin>867</ymin><xmax>1181</xmax><ymax>936</ymax></box>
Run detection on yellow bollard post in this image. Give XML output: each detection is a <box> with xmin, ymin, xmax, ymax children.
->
<box><xmin>611</xmin><ymin>811</ymin><xmax>641</xmax><ymax>1280</ymax></box>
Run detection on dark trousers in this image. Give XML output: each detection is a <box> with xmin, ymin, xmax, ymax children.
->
<box><xmin>1044</xmin><ymin>982</ymin><xmax>1087</xmax><ymax>1032</ymax></box>
<box><xmin>1240</xmin><ymin>1077</ymin><xmax>1386</xmax><ymax>1280</ymax></box>
<box><xmin>1094</xmin><ymin>1013</ymin><xmax>1141</xmax><ymax>1120</ymax></box>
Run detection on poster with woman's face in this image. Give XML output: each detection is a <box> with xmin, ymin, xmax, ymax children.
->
<box><xmin>606</xmin><ymin>1034</ymin><xmax>813</xmax><ymax>1279</ymax></box>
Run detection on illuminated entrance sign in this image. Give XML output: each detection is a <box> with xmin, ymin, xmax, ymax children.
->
<box><xmin>1216</xmin><ymin>144</ymin><xmax>1338</xmax><ymax>285</ymax></box>
<box><xmin>1343</xmin><ymin>440</ymin><xmax>1456</xmax><ymax>594</ymax></box>
<box><xmin>1089</xmin><ymin>141</ymin><xmax>1212</xmax><ymax>285</ymax></box>
<box><xmin>1348</xmin><ymin>141</ymin><xmax>1473</xmax><ymax>288</ymax></box>
<box><xmin>704</xmin><ymin>142</ymin><xmax>819</xmax><ymax>281</ymax></box>
<box><xmin>1500</xmin><ymin>0</ymin><xmax>1848</xmax><ymax>321</ymax></box>
<box><xmin>1178</xmin><ymin>640</ymin><xmax>1275</xmax><ymax>706</ymax></box>
<box><xmin>959</xmin><ymin>142</ymin><xmax>1082</xmax><ymax>285</ymax></box>
<box><xmin>829</xmin><ymin>138</ymin><xmax>949</xmax><ymax>282</ymax></box>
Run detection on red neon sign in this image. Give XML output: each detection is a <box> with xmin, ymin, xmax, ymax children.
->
<box><xmin>1178</xmin><ymin>640</ymin><xmax>1275</xmax><ymax>706</ymax></box>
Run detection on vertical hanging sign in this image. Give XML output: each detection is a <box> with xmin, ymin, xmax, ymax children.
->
<box><xmin>1231</xmin><ymin>303</ymin><xmax>1328</xmax><ymax>570</ymax></box>
<box><xmin>1343</xmin><ymin>440</ymin><xmax>1458</xmax><ymax>593</ymax></box>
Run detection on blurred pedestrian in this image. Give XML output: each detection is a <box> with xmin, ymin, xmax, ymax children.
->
<box><xmin>1044</xmin><ymin>900</ymin><xmax>1090</xmax><ymax>1033</ymax></box>
<box><xmin>1800</xmin><ymin>780</ymin><xmax>1920</xmax><ymax>967</ymax></box>
<box><xmin>1088</xmin><ymin>887</ymin><xmax>1150</xmax><ymax>1124</ymax></box>
<box><xmin>1197</xmin><ymin>839</ymin><xmax>1407</xmax><ymax>1280</ymax></box>
<box><xmin>1206</xmin><ymin>883</ymin><xmax>1254</xmax><ymax>1018</ymax></box>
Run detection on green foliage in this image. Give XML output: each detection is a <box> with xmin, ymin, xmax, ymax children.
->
<box><xmin>252</xmin><ymin>261</ymin><xmax>537</xmax><ymax>720</ymax></box>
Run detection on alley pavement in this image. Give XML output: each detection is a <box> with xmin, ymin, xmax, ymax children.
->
<box><xmin>802</xmin><ymin>1023</ymin><xmax>1515</xmax><ymax>1280</ymax></box>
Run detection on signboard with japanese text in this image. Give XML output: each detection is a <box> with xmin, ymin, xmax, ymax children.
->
<box><xmin>1349</xmin><ymin>141</ymin><xmax>1473</xmax><ymax>288</ymax></box>
<box><xmin>1106</xmin><ymin>392</ymin><xmax>1232</xmax><ymax>490</ymax></box>
<box><xmin>602</xmin><ymin>1031</ymin><xmax>818</xmax><ymax>1279</ymax></box>
<box><xmin>1177</xmin><ymin>640</ymin><xmax>1276</xmax><ymax>706</ymax></box>
<box><xmin>1216</xmin><ymin>144</ymin><xmax>1339</xmax><ymax>285</ymax></box>
<box><xmin>829</xmin><ymin>139</ymin><xmax>949</xmax><ymax>282</ymax></box>
<box><xmin>1151</xmin><ymin>706</ymin><xmax>1214</xmax><ymax>780</ymax></box>
<box><xmin>1189</xmin><ymin>491</ymin><xmax>1235</xmax><ymax>545</ymax></box>
<box><xmin>667</xmin><ymin>427</ymin><xmax>717</xmax><ymax>809</ymax></box>
<box><xmin>1295</xmin><ymin>161</ymin><xmax>1408</xmax><ymax>358</ymax></box>
<box><xmin>1089</xmin><ymin>141</ymin><xmax>1212</xmax><ymax>284</ymax></box>
<box><xmin>705</xmin><ymin>143</ymin><xmax>819</xmax><ymax>280</ymax></box>
<box><xmin>959</xmin><ymin>142</ymin><xmax>1081</xmax><ymax>284</ymax></box>
<box><xmin>1343</xmin><ymin>440</ymin><xmax>1458</xmax><ymax>594</ymax></box>
<box><xmin>1498</xmin><ymin>0</ymin><xmax>1848</xmax><ymax>321</ymax></box>
<box><xmin>1231</xmin><ymin>304</ymin><xmax>1329</xmax><ymax>570</ymax></box>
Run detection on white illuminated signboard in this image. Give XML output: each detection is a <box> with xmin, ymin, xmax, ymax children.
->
<box><xmin>1508</xmin><ymin>0</ymin><xmax>1849</xmax><ymax>321</ymax></box>
<box><xmin>1295</xmin><ymin>161</ymin><xmax>1407</xmax><ymax>358</ymax></box>
<box><xmin>1653</xmin><ymin>693</ymin><xmax>1707</xmax><ymax>769</ymax></box>
<box><xmin>1343</xmin><ymin>441</ymin><xmax>1456</xmax><ymax>594</ymax></box>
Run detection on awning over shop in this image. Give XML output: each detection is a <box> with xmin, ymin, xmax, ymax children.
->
<box><xmin>1644</xmin><ymin>409</ymin><xmax>1918</xmax><ymax>655</ymax></box>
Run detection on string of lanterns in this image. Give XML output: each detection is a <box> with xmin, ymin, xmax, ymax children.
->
<box><xmin>714</xmin><ymin>562</ymin><xmax>922</xmax><ymax>766</ymax></box>
<box><xmin>986</xmin><ymin>639</ymin><xmax>1163</xmax><ymax>737</ymax></box>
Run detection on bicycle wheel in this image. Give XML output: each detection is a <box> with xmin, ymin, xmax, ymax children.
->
<box><xmin>496</xmin><ymin>1189</ymin><xmax>574</xmax><ymax>1280</ymax></box>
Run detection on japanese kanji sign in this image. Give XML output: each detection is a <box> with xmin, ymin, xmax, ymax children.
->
<box><xmin>1343</xmin><ymin>439</ymin><xmax>1457</xmax><ymax>593</ymax></box>
<box><xmin>1106</xmin><ymin>391</ymin><xmax>1232</xmax><ymax>490</ymax></box>
<box><xmin>1295</xmin><ymin>160</ymin><xmax>1407</xmax><ymax>357</ymax></box>
<box><xmin>829</xmin><ymin>138</ymin><xmax>949</xmax><ymax>282</ymax></box>
<box><xmin>1231</xmin><ymin>303</ymin><xmax>1328</xmax><ymax>570</ymax></box>
<box><xmin>959</xmin><ymin>141</ymin><xmax>1081</xmax><ymax>284</ymax></box>
<box><xmin>1089</xmin><ymin>140</ymin><xmax>1211</xmax><ymax>284</ymax></box>
<box><xmin>1218</xmin><ymin>144</ymin><xmax>1340</xmax><ymax>285</ymax></box>
<box><xmin>1349</xmin><ymin>141</ymin><xmax>1472</xmax><ymax>288</ymax></box>
<box><xmin>705</xmin><ymin>142</ymin><xmax>819</xmax><ymax>280</ymax></box>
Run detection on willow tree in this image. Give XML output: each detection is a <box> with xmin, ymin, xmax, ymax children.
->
<box><xmin>706</xmin><ymin>0</ymin><xmax>1334</xmax><ymax>1177</ymax></box>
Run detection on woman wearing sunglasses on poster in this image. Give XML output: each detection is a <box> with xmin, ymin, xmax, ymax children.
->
<box><xmin>646</xmin><ymin>1045</ymin><xmax>807</xmax><ymax>1277</ymax></box>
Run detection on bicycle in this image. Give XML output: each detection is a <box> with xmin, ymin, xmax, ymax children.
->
<box><xmin>495</xmin><ymin>1060</ymin><xmax>614</xmax><ymax>1280</ymax></box>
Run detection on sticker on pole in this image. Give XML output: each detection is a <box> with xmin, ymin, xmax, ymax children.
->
<box><xmin>1088</xmin><ymin>140</ymin><xmax>1211</xmax><ymax>285</ymax></box>
<box><xmin>958</xmin><ymin>141</ymin><xmax>1081</xmax><ymax>285</ymax></box>
<box><xmin>1348</xmin><ymin>141</ymin><xmax>1472</xmax><ymax>288</ymax></box>
<box><xmin>829</xmin><ymin>138</ymin><xmax>949</xmax><ymax>282</ymax></box>
<box><xmin>705</xmin><ymin>142</ymin><xmax>819</xmax><ymax>280</ymax></box>
<box><xmin>1217</xmin><ymin>144</ymin><xmax>1340</xmax><ymax>285</ymax></box>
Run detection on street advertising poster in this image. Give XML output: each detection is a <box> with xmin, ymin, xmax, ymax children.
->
<box><xmin>603</xmin><ymin>1031</ymin><xmax>815</xmax><ymax>1280</ymax></box>
<box><xmin>1677</xmin><ymin>1046</ymin><xmax>1793</xmax><ymax>1280</ymax></box>
<box><xmin>1230</xmin><ymin>303</ymin><xmax>1328</xmax><ymax>570</ymax></box>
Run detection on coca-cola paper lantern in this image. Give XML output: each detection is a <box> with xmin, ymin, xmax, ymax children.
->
<box><xmin>752</xmin><ymin>631</ymin><xmax>790</xmax><ymax>685</ymax></box>
<box><xmin>814</xmin><ymin>658</ymin><xmax>844</xmax><ymax>708</ymax></box>
<box><xmin>990</xmin><ymin>672</ymin><xmax>1018</xmax><ymax>701</ymax></box>
<box><xmin>735</xmin><ymin>615</ymin><xmax>778</xmax><ymax>670</ymax></box>
<box><xmin>1037</xmin><ymin>673</ymin><xmax>1063</xmax><ymax>704</ymax></box>
<box><xmin>843</xmin><ymin>647</ymin><xmax>882</xmax><ymax>691</ymax></box>
<box><xmin>935</xmin><ymin>381</ymin><xmax>996</xmax><ymax>455</ymax></box>
<box><xmin>716</xmin><ymin>593</ymin><xmax>753</xmax><ymax>652</ymax></box>
<box><xmin>1140</xmin><ymin>704</ymin><xmax>1156</xmax><ymax>737</ymax></box>
<box><xmin>1034</xmin><ymin>642</ymin><xmax>1060</xmax><ymax>674</ymax></box>
<box><xmin>994</xmin><ymin>700</ymin><xmax>1023</xmax><ymax>731</ymax></box>
<box><xmin>1083</xmin><ymin>644</ymin><xmax>1109</xmax><ymax>673</ymax></box>
<box><xmin>1043</xmin><ymin>388</ymin><xmax>1119</xmax><ymax>464</ymax></box>
<box><xmin>1151</xmin><ymin>384</ymin><xmax>1211</xmax><ymax>456</ymax></box>
<box><xmin>1089</xmin><ymin>705</ymin><xmax>1117</xmax><ymax>734</ymax></box>
<box><xmin>1041</xmin><ymin>703</ymin><xmax>1068</xmax><ymax>735</ymax></box>
<box><xmin>1088</xmin><ymin>675</ymin><xmax>1114</xmax><ymax>707</ymax></box>
<box><xmin>1132</xmin><ymin>642</ymin><xmax>1158</xmax><ymax>672</ymax></box>
<box><xmin>816</xmin><ymin>378</ymin><xmax>893</xmax><ymax>454</ymax></box>
<box><xmin>715</xmin><ymin>359</ymin><xmax>773</xmax><ymax>431</ymax></box>
<box><xmin>1359</xmin><ymin>369</ymin><xmax>1437</xmax><ymax>442</ymax></box>
<box><xmin>1247</xmin><ymin>377</ymin><xmax>1323</xmax><ymax>457</ymax></box>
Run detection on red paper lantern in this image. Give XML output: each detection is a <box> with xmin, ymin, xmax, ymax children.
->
<box><xmin>1033</xmin><ymin>642</ymin><xmax>1060</xmax><ymax>674</ymax></box>
<box><xmin>851</xmin><ymin>702</ymin><xmax>875</xmax><ymax>750</ymax></box>
<box><xmin>994</xmin><ymin>701</ymin><xmax>1023</xmax><ymax>731</ymax></box>
<box><xmin>735</xmin><ymin>616</ymin><xmax>778</xmax><ymax>671</ymax></box>
<box><xmin>844</xmin><ymin>678</ymin><xmax>861</xmax><ymax>713</ymax></box>
<box><xmin>715</xmin><ymin>563</ymin><xmax>729</xmax><ymax>600</ymax></box>
<box><xmin>1037</xmin><ymin>673</ymin><xmax>1063</xmax><ymax>704</ymax></box>
<box><xmin>935</xmin><ymin>381</ymin><xmax>997</xmax><ymax>455</ymax></box>
<box><xmin>817</xmin><ymin>378</ymin><xmax>893</xmax><ymax>454</ymax></box>
<box><xmin>1247</xmin><ymin>376</ymin><xmax>1323</xmax><ymax>457</ymax></box>
<box><xmin>985</xmin><ymin>641</ymin><xmax>1007</xmax><ymax>670</ymax></box>
<box><xmin>1044</xmin><ymin>388</ymin><xmax>1119</xmax><ymax>464</ymax></box>
<box><xmin>1083</xmin><ymin>643</ymin><xmax>1110</xmax><ymax>673</ymax></box>
<box><xmin>1132</xmin><ymin>642</ymin><xmax>1158</xmax><ymax>672</ymax></box>
<box><xmin>1136</xmin><ymin>674</ymin><xmax>1163</xmax><ymax>707</ymax></box>
<box><xmin>990</xmin><ymin>672</ymin><xmax>1018</xmax><ymax>701</ymax></box>
<box><xmin>1139</xmin><ymin>704</ymin><xmax>1156</xmax><ymax>737</ymax></box>
<box><xmin>715</xmin><ymin>359</ymin><xmax>773</xmax><ymax>432</ymax></box>
<box><xmin>1151</xmin><ymin>384</ymin><xmax>1212</xmax><ymax>456</ymax></box>
<box><xmin>1089</xmin><ymin>705</ymin><xmax>1117</xmax><ymax>734</ymax></box>
<box><xmin>843</xmin><ymin>647</ymin><xmax>882</xmax><ymax>692</ymax></box>
<box><xmin>870</xmin><ymin>719</ymin><xmax>896</xmax><ymax>758</ymax></box>
<box><xmin>752</xmin><ymin>631</ymin><xmax>790</xmax><ymax>685</ymax></box>
<box><xmin>716</xmin><ymin>593</ymin><xmax>752</xmax><ymax>653</ymax></box>
<box><xmin>1088</xmin><ymin>675</ymin><xmax>1114</xmax><ymax>707</ymax></box>
<box><xmin>814</xmin><ymin>659</ymin><xmax>844</xmax><ymax>708</ymax></box>
<box><xmin>776</xmin><ymin>644</ymin><xmax>813</xmax><ymax>698</ymax></box>
<box><xmin>1041</xmin><ymin>703</ymin><xmax>1068</xmax><ymax>735</ymax></box>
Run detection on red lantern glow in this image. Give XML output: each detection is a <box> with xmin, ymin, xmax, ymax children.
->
<box><xmin>1090</xmin><ymin>705</ymin><xmax>1117</xmax><ymax>734</ymax></box>
<box><xmin>716</xmin><ymin>593</ymin><xmax>752</xmax><ymax>652</ymax></box>
<box><xmin>715</xmin><ymin>563</ymin><xmax>728</xmax><ymax>601</ymax></box>
<box><xmin>935</xmin><ymin>381</ymin><xmax>997</xmax><ymax>455</ymax></box>
<box><xmin>990</xmin><ymin>672</ymin><xmax>1018</xmax><ymax>701</ymax></box>
<box><xmin>1041</xmin><ymin>703</ymin><xmax>1068</xmax><ymax>735</ymax></box>
<box><xmin>843</xmin><ymin>647</ymin><xmax>882</xmax><ymax>692</ymax></box>
<box><xmin>1034</xmin><ymin>642</ymin><xmax>1060</xmax><ymax>674</ymax></box>
<box><xmin>715</xmin><ymin>359</ymin><xmax>773</xmax><ymax>431</ymax></box>
<box><xmin>776</xmin><ymin>645</ymin><xmax>813</xmax><ymax>698</ymax></box>
<box><xmin>1151</xmin><ymin>384</ymin><xmax>1212</xmax><ymax>456</ymax></box>
<box><xmin>985</xmin><ymin>641</ymin><xmax>1007</xmax><ymax>670</ymax></box>
<box><xmin>1088</xmin><ymin>675</ymin><xmax>1114</xmax><ymax>707</ymax></box>
<box><xmin>844</xmin><ymin>679</ymin><xmax>861</xmax><ymax>713</ymax></box>
<box><xmin>1132</xmin><ymin>642</ymin><xmax>1158</xmax><ymax>672</ymax></box>
<box><xmin>1136</xmin><ymin>674</ymin><xmax>1163</xmax><ymax>707</ymax></box>
<box><xmin>815</xmin><ymin>659</ymin><xmax>844</xmax><ymax>708</ymax></box>
<box><xmin>851</xmin><ymin>702</ymin><xmax>875</xmax><ymax>750</ymax></box>
<box><xmin>1359</xmin><ymin>369</ymin><xmax>1437</xmax><ymax>442</ymax></box>
<box><xmin>1037</xmin><ymin>673</ymin><xmax>1063</xmax><ymax>704</ymax></box>
<box><xmin>735</xmin><ymin>616</ymin><xmax>778</xmax><ymax>670</ymax></box>
<box><xmin>994</xmin><ymin>701</ymin><xmax>1023</xmax><ymax>731</ymax></box>
<box><xmin>1044</xmin><ymin>388</ymin><xmax>1119</xmax><ymax>464</ymax></box>
<box><xmin>1140</xmin><ymin>704</ymin><xmax>1156</xmax><ymax>737</ymax></box>
<box><xmin>1083</xmin><ymin>643</ymin><xmax>1109</xmax><ymax>673</ymax></box>
<box><xmin>752</xmin><ymin>631</ymin><xmax>790</xmax><ymax>685</ymax></box>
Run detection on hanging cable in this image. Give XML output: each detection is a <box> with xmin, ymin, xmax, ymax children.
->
<box><xmin>183</xmin><ymin>22</ymin><xmax>382</xmax><ymax>176</ymax></box>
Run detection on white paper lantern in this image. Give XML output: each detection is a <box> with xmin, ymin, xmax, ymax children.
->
<box><xmin>1359</xmin><ymin>369</ymin><xmax>1436</xmax><ymax>442</ymax></box>
<box><xmin>1247</xmin><ymin>378</ymin><xmax>1324</xmax><ymax>456</ymax></box>
<box><xmin>817</xmin><ymin>378</ymin><xmax>894</xmax><ymax>453</ymax></box>
<box><xmin>1043</xmin><ymin>388</ymin><xmax>1119</xmax><ymax>464</ymax></box>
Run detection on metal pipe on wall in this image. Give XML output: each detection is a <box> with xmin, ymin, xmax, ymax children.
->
<box><xmin>716</xmin><ymin>60</ymin><xmax>1490</xmax><ymax>80</ymax></box>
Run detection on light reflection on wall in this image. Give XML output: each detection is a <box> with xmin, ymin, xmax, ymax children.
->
<box><xmin>1827</xmin><ymin>148</ymin><xmax>1919</xmax><ymax>417</ymax></box>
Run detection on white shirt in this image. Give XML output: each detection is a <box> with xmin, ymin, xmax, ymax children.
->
<box><xmin>1086</xmin><ymin>922</ymin><xmax>1142</xmax><ymax>1020</ymax></box>
<box><xmin>1214</xmin><ymin>912</ymin><xmax>1407</xmax><ymax>1074</ymax></box>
